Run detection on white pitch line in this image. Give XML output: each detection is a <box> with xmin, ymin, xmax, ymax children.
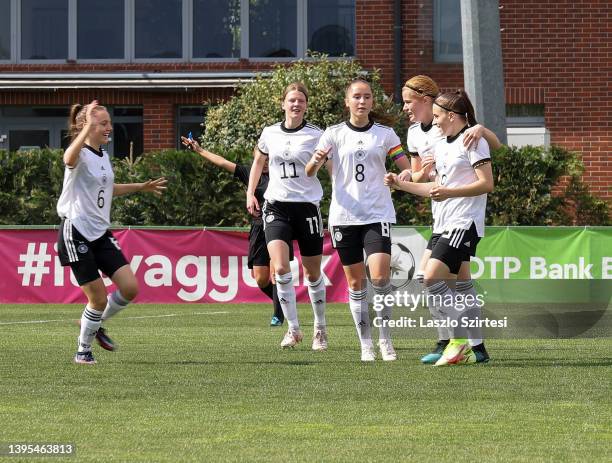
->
<box><xmin>0</xmin><ymin>311</ymin><xmax>231</xmax><ymax>326</ymax></box>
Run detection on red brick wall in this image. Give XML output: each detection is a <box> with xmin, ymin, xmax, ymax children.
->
<box><xmin>362</xmin><ymin>0</ymin><xmax>610</xmax><ymax>201</ymax></box>
<box><xmin>0</xmin><ymin>0</ymin><xmax>609</xmax><ymax>199</ymax></box>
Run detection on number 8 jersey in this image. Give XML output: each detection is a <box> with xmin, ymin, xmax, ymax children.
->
<box><xmin>316</xmin><ymin>120</ymin><xmax>405</xmax><ymax>227</ymax></box>
<box><xmin>257</xmin><ymin>120</ymin><xmax>323</xmax><ymax>205</ymax></box>
<box><xmin>56</xmin><ymin>145</ymin><xmax>114</xmax><ymax>241</ymax></box>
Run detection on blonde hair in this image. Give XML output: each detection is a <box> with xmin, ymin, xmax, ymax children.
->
<box><xmin>68</xmin><ymin>103</ymin><xmax>108</xmax><ymax>141</ymax></box>
<box><xmin>403</xmin><ymin>75</ymin><xmax>440</xmax><ymax>99</ymax></box>
<box><xmin>282</xmin><ymin>82</ymin><xmax>309</xmax><ymax>102</ymax></box>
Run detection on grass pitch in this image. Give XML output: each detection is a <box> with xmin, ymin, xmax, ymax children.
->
<box><xmin>0</xmin><ymin>303</ymin><xmax>610</xmax><ymax>462</ymax></box>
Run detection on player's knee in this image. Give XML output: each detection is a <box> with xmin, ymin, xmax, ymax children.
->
<box><xmin>120</xmin><ymin>279</ymin><xmax>139</xmax><ymax>301</ymax></box>
<box><xmin>89</xmin><ymin>294</ymin><xmax>108</xmax><ymax>310</ymax></box>
<box><xmin>255</xmin><ymin>274</ymin><xmax>270</xmax><ymax>288</ymax></box>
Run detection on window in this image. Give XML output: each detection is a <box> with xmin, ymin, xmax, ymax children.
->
<box><xmin>135</xmin><ymin>0</ymin><xmax>182</xmax><ymax>59</ymax></box>
<box><xmin>506</xmin><ymin>105</ymin><xmax>549</xmax><ymax>147</ymax></box>
<box><xmin>77</xmin><ymin>0</ymin><xmax>125</xmax><ymax>59</ymax></box>
<box><xmin>0</xmin><ymin>106</ymin><xmax>143</xmax><ymax>157</ymax></box>
<box><xmin>0</xmin><ymin>0</ymin><xmax>10</xmax><ymax>60</ymax></box>
<box><xmin>21</xmin><ymin>0</ymin><xmax>68</xmax><ymax>60</ymax></box>
<box><xmin>307</xmin><ymin>0</ymin><xmax>355</xmax><ymax>56</ymax></box>
<box><xmin>111</xmin><ymin>107</ymin><xmax>144</xmax><ymax>159</ymax></box>
<box><xmin>177</xmin><ymin>106</ymin><xmax>206</xmax><ymax>150</ymax></box>
<box><xmin>5</xmin><ymin>0</ymin><xmax>356</xmax><ymax>63</ymax></box>
<box><xmin>434</xmin><ymin>0</ymin><xmax>462</xmax><ymax>63</ymax></box>
<box><xmin>249</xmin><ymin>0</ymin><xmax>297</xmax><ymax>58</ymax></box>
<box><xmin>193</xmin><ymin>0</ymin><xmax>240</xmax><ymax>58</ymax></box>
<box><xmin>506</xmin><ymin>104</ymin><xmax>545</xmax><ymax>128</ymax></box>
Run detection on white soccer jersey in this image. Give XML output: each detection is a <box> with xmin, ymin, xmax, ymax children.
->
<box><xmin>433</xmin><ymin>132</ymin><xmax>491</xmax><ymax>237</ymax></box>
<box><xmin>56</xmin><ymin>145</ymin><xmax>114</xmax><ymax>241</ymax></box>
<box><xmin>257</xmin><ymin>121</ymin><xmax>323</xmax><ymax>204</ymax></box>
<box><xmin>316</xmin><ymin>121</ymin><xmax>406</xmax><ymax>227</ymax></box>
<box><xmin>407</xmin><ymin>121</ymin><xmax>445</xmax><ymax>229</ymax></box>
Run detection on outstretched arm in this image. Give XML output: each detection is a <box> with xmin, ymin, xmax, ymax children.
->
<box><xmin>181</xmin><ymin>136</ymin><xmax>236</xmax><ymax>173</ymax></box>
<box><xmin>113</xmin><ymin>177</ymin><xmax>168</xmax><ymax>197</ymax></box>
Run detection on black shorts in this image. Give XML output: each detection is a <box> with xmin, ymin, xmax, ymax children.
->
<box><xmin>426</xmin><ymin>233</ymin><xmax>442</xmax><ymax>251</ymax></box>
<box><xmin>430</xmin><ymin>222</ymin><xmax>480</xmax><ymax>274</ymax></box>
<box><xmin>57</xmin><ymin>219</ymin><xmax>128</xmax><ymax>286</ymax></box>
<box><xmin>330</xmin><ymin>222</ymin><xmax>392</xmax><ymax>266</ymax></box>
<box><xmin>248</xmin><ymin>220</ymin><xmax>295</xmax><ymax>268</ymax></box>
<box><xmin>262</xmin><ymin>200</ymin><xmax>323</xmax><ymax>257</ymax></box>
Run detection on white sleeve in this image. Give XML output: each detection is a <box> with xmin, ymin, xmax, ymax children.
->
<box><xmin>257</xmin><ymin>128</ymin><xmax>269</xmax><ymax>155</ymax></box>
<box><xmin>469</xmin><ymin>138</ymin><xmax>491</xmax><ymax>167</ymax></box>
<box><xmin>315</xmin><ymin>128</ymin><xmax>336</xmax><ymax>160</ymax></box>
<box><xmin>406</xmin><ymin>128</ymin><xmax>418</xmax><ymax>155</ymax></box>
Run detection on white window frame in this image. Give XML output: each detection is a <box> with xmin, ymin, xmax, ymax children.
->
<box><xmin>3</xmin><ymin>0</ymin><xmax>355</xmax><ymax>64</ymax></box>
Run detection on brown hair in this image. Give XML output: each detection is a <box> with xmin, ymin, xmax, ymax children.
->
<box><xmin>68</xmin><ymin>102</ymin><xmax>108</xmax><ymax>141</ymax></box>
<box><xmin>345</xmin><ymin>78</ymin><xmax>398</xmax><ymax>126</ymax></box>
<box><xmin>434</xmin><ymin>90</ymin><xmax>477</xmax><ymax>127</ymax></box>
<box><xmin>403</xmin><ymin>75</ymin><xmax>440</xmax><ymax>99</ymax></box>
<box><xmin>282</xmin><ymin>82</ymin><xmax>309</xmax><ymax>102</ymax></box>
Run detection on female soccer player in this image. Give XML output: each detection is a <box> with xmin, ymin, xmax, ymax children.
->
<box><xmin>306</xmin><ymin>78</ymin><xmax>411</xmax><ymax>362</ymax></box>
<box><xmin>246</xmin><ymin>82</ymin><xmax>327</xmax><ymax>351</ymax></box>
<box><xmin>180</xmin><ymin>137</ymin><xmax>286</xmax><ymax>327</ymax></box>
<box><xmin>402</xmin><ymin>75</ymin><xmax>501</xmax><ymax>364</ymax></box>
<box><xmin>385</xmin><ymin>90</ymin><xmax>494</xmax><ymax>366</ymax></box>
<box><xmin>57</xmin><ymin>100</ymin><xmax>167</xmax><ymax>364</ymax></box>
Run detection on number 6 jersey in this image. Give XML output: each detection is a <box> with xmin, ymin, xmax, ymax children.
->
<box><xmin>56</xmin><ymin>145</ymin><xmax>114</xmax><ymax>241</ymax></box>
<box><xmin>316</xmin><ymin>120</ymin><xmax>405</xmax><ymax>227</ymax></box>
<box><xmin>257</xmin><ymin>120</ymin><xmax>323</xmax><ymax>205</ymax></box>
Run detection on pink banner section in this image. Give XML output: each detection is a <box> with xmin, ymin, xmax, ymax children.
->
<box><xmin>1</xmin><ymin>229</ymin><xmax>348</xmax><ymax>304</ymax></box>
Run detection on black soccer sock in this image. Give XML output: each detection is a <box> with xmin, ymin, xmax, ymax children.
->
<box><xmin>259</xmin><ymin>282</ymin><xmax>274</xmax><ymax>300</ymax></box>
<box><xmin>272</xmin><ymin>284</ymin><xmax>284</xmax><ymax>321</ymax></box>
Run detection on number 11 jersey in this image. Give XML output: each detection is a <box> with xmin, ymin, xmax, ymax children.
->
<box><xmin>257</xmin><ymin>120</ymin><xmax>323</xmax><ymax>205</ymax></box>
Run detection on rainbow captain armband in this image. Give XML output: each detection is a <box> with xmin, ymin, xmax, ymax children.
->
<box><xmin>387</xmin><ymin>144</ymin><xmax>406</xmax><ymax>161</ymax></box>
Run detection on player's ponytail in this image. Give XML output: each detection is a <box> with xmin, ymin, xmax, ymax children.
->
<box><xmin>68</xmin><ymin>103</ymin><xmax>84</xmax><ymax>141</ymax></box>
<box><xmin>434</xmin><ymin>90</ymin><xmax>478</xmax><ymax>127</ymax></box>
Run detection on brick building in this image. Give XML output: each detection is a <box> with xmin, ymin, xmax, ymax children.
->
<box><xmin>0</xmin><ymin>0</ymin><xmax>609</xmax><ymax>199</ymax></box>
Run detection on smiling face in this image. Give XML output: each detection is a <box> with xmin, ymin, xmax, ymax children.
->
<box><xmin>345</xmin><ymin>80</ymin><xmax>373</xmax><ymax>122</ymax></box>
<box><xmin>432</xmin><ymin>104</ymin><xmax>453</xmax><ymax>136</ymax></box>
<box><xmin>88</xmin><ymin>109</ymin><xmax>112</xmax><ymax>146</ymax></box>
<box><xmin>282</xmin><ymin>90</ymin><xmax>307</xmax><ymax>122</ymax></box>
<box><xmin>402</xmin><ymin>87</ymin><xmax>432</xmax><ymax>124</ymax></box>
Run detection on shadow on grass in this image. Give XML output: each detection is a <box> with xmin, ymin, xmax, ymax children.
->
<box><xmin>484</xmin><ymin>359</ymin><xmax>612</xmax><ymax>368</ymax></box>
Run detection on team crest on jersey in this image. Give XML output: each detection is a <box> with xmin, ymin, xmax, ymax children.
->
<box><xmin>334</xmin><ymin>231</ymin><xmax>343</xmax><ymax>242</ymax></box>
<box><xmin>266</xmin><ymin>214</ymin><xmax>275</xmax><ymax>223</ymax></box>
<box><xmin>283</xmin><ymin>140</ymin><xmax>291</xmax><ymax>159</ymax></box>
<box><xmin>354</xmin><ymin>140</ymin><xmax>366</xmax><ymax>161</ymax></box>
<box><xmin>77</xmin><ymin>243</ymin><xmax>89</xmax><ymax>254</ymax></box>
<box><xmin>102</xmin><ymin>174</ymin><xmax>108</xmax><ymax>185</ymax></box>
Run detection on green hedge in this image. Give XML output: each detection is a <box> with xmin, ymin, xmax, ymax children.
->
<box><xmin>0</xmin><ymin>145</ymin><xmax>609</xmax><ymax>226</ymax></box>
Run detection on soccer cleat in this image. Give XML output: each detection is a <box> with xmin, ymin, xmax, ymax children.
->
<box><xmin>378</xmin><ymin>339</ymin><xmax>397</xmax><ymax>361</ymax></box>
<box><xmin>434</xmin><ymin>339</ymin><xmax>469</xmax><ymax>366</ymax></box>
<box><xmin>420</xmin><ymin>339</ymin><xmax>450</xmax><ymax>364</ymax></box>
<box><xmin>270</xmin><ymin>316</ymin><xmax>283</xmax><ymax>327</ymax></box>
<box><xmin>361</xmin><ymin>344</ymin><xmax>376</xmax><ymax>362</ymax></box>
<box><xmin>470</xmin><ymin>343</ymin><xmax>490</xmax><ymax>363</ymax></box>
<box><xmin>312</xmin><ymin>328</ymin><xmax>328</xmax><ymax>351</ymax></box>
<box><xmin>76</xmin><ymin>320</ymin><xmax>116</xmax><ymax>351</ymax></box>
<box><xmin>280</xmin><ymin>329</ymin><xmax>304</xmax><ymax>348</ymax></box>
<box><xmin>74</xmin><ymin>350</ymin><xmax>96</xmax><ymax>365</ymax></box>
<box><xmin>95</xmin><ymin>326</ymin><xmax>116</xmax><ymax>351</ymax></box>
